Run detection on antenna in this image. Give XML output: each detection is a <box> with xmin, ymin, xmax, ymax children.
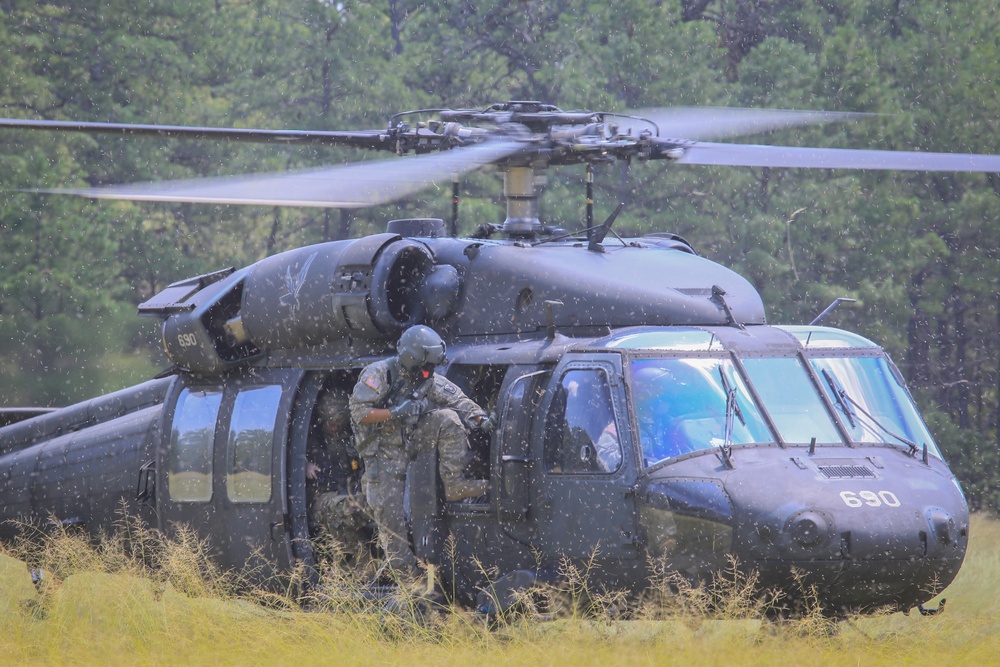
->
<box><xmin>588</xmin><ymin>202</ymin><xmax>625</xmax><ymax>253</ymax></box>
<box><xmin>544</xmin><ymin>300</ymin><xmax>564</xmax><ymax>339</ymax></box>
<box><xmin>450</xmin><ymin>176</ymin><xmax>460</xmax><ymax>236</ymax></box>
<box><xmin>810</xmin><ymin>297</ymin><xmax>857</xmax><ymax>326</ymax></box>
<box><xmin>585</xmin><ymin>163</ymin><xmax>594</xmax><ymax>235</ymax></box>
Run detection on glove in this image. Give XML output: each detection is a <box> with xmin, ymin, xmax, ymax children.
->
<box><xmin>476</xmin><ymin>414</ymin><xmax>496</xmax><ymax>433</ymax></box>
<box><xmin>390</xmin><ymin>398</ymin><xmax>426</xmax><ymax>426</ymax></box>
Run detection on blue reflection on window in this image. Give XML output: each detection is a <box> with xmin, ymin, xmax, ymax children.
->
<box><xmin>631</xmin><ymin>358</ymin><xmax>771</xmax><ymax>467</ymax></box>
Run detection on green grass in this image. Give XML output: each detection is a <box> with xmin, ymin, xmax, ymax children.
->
<box><xmin>2</xmin><ymin>515</ymin><xmax>999</xmax><ymax>666</ymax></box>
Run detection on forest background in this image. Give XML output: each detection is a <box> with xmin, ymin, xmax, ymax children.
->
<box><xmin>1</xmin><ymin>0</ymin><xmax>998</xmax><ymax>511</ymax></box>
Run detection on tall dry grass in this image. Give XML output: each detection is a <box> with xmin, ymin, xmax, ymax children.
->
<box><xmin>1</xmin><ymin>512</ymin><xmax>998</xmax><ymax>666</ymax></box>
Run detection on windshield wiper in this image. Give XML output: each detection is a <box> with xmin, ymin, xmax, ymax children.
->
<box><xmin>821</xmin><ymin>369</ymin><xmax>918</xmax><ymax>454</ymax></box>
<box><xmin>822</xmin><ymin>369</ymin><xmax>857</xmax><ymax>428</ymax></box>
<box><xmin>718</xmin><ymin>367</ymin><xmax>744</xmax><ymax>467</ymax></box>
<box><xmin>719</xmin><ymin>367</ymin><xmax>745</xmax><ymax>428</ymax></box>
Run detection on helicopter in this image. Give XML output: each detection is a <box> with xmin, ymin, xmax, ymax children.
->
<box><xmin>0</xmin><ymin>100</ymin><xmax>992</xmax><ymax>617</ymax></box>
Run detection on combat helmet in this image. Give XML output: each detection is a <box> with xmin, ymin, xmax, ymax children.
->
<box><xmin>316</xmin><ymin>391</ymin><xmax>350</xmax><ymax>429</ymax></box>
<box><xmin>397</xmin><ymin>325</ymin><xmax>447</xmax><ymax>372</ymax></box>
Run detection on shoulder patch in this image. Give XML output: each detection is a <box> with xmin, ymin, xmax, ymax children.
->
<box><xmin>443</xmin><ymin>383</ymin><xmax>458</xmax><ymax>395</ymax></box>
<box><xmin>365</xmin><ymin>377</ymin><xmax>381</xmax><ymax>391</ymax></box>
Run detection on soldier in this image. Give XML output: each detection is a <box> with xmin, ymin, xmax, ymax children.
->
<box><xmin>594</xmin><ymin>421</ymin><xmax>622</xmax><ymax>473</ymax></box>
<box><xmin>307</xmin><ymin>391</ymin><xmax>369</xmax><ymax>562</ymax></box>
<box><xmin>349</xmin><ymin>325</ymin><xmax>493</xmax><ymax>573</ymax></box>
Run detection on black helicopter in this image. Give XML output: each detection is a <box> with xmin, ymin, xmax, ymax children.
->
<box><xmin>0</xmin><ymin>101</ymin><xmax>992</xmax><ymax>616</ymax></box>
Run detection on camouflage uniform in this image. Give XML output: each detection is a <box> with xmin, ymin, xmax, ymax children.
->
<box><xmin>308</xmin><ymin>392</ymin><xmax>369</xmax><ymax>553</ymax></box>
<box><xmin>312</xmin><ymin>492</ymin><xmax>370</xmax><ymax>563</ymax></box>
<box><xmin>350</xmin><ymin>357</ymin><xmax>488</xmax><ymax>572</ymax></box>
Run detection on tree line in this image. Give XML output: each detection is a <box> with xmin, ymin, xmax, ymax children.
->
<box><xmin>1</xmin><ymin>0</ymin><xmax>998</xmax><ymax>510</ymax></box>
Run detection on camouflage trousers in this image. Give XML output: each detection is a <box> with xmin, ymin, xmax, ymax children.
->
<box><xmin>312</xmin><ymin>491</ymin><xmax>370</xmax><ymax>551</ymax></box>
<box><xmin>361</xmin><ymin>408</ymin><xmax>473</xmax><ymax>573</ymax></box>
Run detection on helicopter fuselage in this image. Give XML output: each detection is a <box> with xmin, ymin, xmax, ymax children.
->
<box><xmin>0</xmin><ymin>229</ymin><xmax>968</xmax><ymax>616</ymax></box>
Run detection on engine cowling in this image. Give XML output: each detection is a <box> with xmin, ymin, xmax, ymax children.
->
<box><xmin>142</xmin><ymin>233</ymin><xmax>460</xmax><ymax>374</ymax></box>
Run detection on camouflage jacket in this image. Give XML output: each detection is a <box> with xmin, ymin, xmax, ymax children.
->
<box><xmin>349</xmin><ymin>357</ymin><xmax>486</xmax><ymax>460</ymax></box>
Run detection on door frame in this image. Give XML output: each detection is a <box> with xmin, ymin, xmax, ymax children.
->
<box><xmin>531</xmin><ymin>353</ymin><xmax>639</xmax><ymax>561</ymax></box>
<box><xmin>157</xmin><ymin>368</ymin><xmax>305</xmax><ymax>574</ymax></box>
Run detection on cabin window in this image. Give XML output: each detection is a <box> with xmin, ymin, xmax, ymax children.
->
<box><xmin>226</xmin><ymin>385</ymin><xmax>282</xmax><ymax>503</ymax></box>
<box><xmin>446</xmin><ymin>363</ymin><xmax>507</xmax><ymax>414</ymax></box>
<box><xmin>168</xmin><ymin>388</ymin><xmax>222</xmax><ymax>502</ymax></box>
<box><xmin>446</xmin><ymin>363</ymin><xmax>508</xmax><ymax>478</ymax></box>
<box><xmin>544</xmin><ymin>369</ymin><xmax>622</xmax><ymax>474</ymax></box>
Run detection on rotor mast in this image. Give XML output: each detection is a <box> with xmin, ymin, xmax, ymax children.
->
<box><xmin>501</xmin><ymin>164</ymin><xmax>544</xmax><ymax>236</ymax></box>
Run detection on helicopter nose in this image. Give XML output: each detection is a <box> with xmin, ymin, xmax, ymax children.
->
<box><xmin>766</xmin><ymin>503</ymin><xmax>949</xmax><ymax>560</ymax></box>
<box><xmin>743</xmin><ymin>494</ymin><xmax>967</xmax><ymax>564</ymax></box>
<box><xmin>723</xmin><ymin>451</ymin><xmax>969</xmax><ymax>612</ymax></box>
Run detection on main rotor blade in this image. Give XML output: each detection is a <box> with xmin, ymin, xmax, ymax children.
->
<box><xmin>635</xmin><ymin>107</ymin><xmax>867</xmax><ymax>141</ymax></box>
<box><xmin>669</xmin><ymin>141</ymin><xmax>1000</xmax><ymax>172</ymax></box>
<box><xmin>0</xmin><ymin>117</ymin><xmax>393</xmax><ymax>149</ymax></box>
<box><xmin>39</xmin><ymin>139</ymin><xmax>526</xmax><ymax>207</ymax></box>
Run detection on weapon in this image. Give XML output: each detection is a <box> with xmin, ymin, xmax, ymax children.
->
<box><xmin>391</xmin><ymin>375</ymin><xmax>436</xmax><ymax>457</ymax></box>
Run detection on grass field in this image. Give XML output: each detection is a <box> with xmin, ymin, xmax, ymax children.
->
<box><xmin>1</xmin><ymin>515</ymin><xmax>998</xmax><ymax>666</ymax></box>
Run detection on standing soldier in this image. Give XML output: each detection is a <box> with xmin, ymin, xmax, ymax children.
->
<box><xmin>349</xmin><ymin>325</ymin><xmax>493</xmax><ymax>574</ymax></box>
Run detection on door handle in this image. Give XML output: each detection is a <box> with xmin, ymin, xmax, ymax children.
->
<box><xmin>135</xmin><ymin>459</ymin><xmax>155</xmax><ymax>505</ymax></box>
<box><xmin>269</xmin><ymin>521</ymin><xmax>284</xmax><ymax>542</ymax></box>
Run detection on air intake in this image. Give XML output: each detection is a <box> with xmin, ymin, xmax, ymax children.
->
<box><xmin>818</xmin><ymin>465</ymin><xmax>876</xmax><ymax>479</ymax></box>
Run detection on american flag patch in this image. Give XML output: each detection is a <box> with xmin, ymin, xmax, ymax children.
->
<box><xmin>364</xmin><ymin>377</ymin><xmax>381</xmax><ymax>391</ymax></box>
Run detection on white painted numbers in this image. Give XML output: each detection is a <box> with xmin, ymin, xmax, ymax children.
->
<box><xmin>839</xmin><ymin>490</ymin><xmax>901</xmax><ymax>508</ymax></box>
<box><xmin>177</xmin><ymin>333</ymin><xmax>199</xmax><ymax>348</ymax></box>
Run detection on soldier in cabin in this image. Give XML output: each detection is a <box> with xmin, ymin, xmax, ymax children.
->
<box><xmin>349</xmin><ymin>325</ymin><xmax>493</xmax><ymax>574</ymax></box>
<box><xmin>306</xmin><ymin>390</ymin><xmax>370</xmax><ymax>562</ymax></box>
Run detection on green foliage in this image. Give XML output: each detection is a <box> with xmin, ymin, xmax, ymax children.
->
<box><xmin>1</xmin><ymin>0</ymin><xmax>999</xmax><ymax>506</ymax></box>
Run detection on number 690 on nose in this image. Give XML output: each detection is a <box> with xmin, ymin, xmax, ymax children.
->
<box><xmin>840</xmin><ymin>490</ymin><xmax>901</xmax><ymax>508</ymax></box>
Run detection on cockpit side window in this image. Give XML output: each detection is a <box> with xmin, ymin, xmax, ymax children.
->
<box><xmin>544</xmin><ymin>369</ymin><xmax>622</xmax><ymax>474</ymax></box>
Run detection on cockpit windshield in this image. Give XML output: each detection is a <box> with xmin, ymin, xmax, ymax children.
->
<box><xmin>630</xmin><ymin>346</ymin><xmax>939</xmax><ymax>467</ymax></box>
<box><xmin>741</xmin><ymin>357</ymin><xmax>842</xmax><ymax>445</ymax></box>
<box><xmin>809</xmin><ymin>355</ymin><xmax>940</xmax><ymax>458</ymax></box>
<box><xmin>631</xmin><ymin>358</ymin><xmax>771</xmax><ymax>466</ymax></box>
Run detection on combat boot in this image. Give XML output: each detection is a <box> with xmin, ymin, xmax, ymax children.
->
<box><xmin>443</xmin><ymin>477</ymin><xmax>489</xmax><ymax>502</ymax></box>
